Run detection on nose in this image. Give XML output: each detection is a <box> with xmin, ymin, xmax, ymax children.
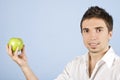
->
<box><xmin>89</xmin><ymin>30</ymin><xmax>97</xmax><ymax>40</ymax></box>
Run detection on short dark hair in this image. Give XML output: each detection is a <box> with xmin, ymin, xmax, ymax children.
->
<box><xmin>80</xmin><ymin>6</ymin><xmax>113</xmax><ymax>33</ymax></box>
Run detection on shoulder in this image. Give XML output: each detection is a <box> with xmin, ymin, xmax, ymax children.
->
<box><xmin>72</xmin><ymin>55</ymin><xmax>86</xmax><ymax>63</ymax></box>
<box><xmin>66</xmin><ymin>54</ymin><xmax>87</xmax><ymax>68</ymax></box>
<box><xmin>114</xmin><ymin>54</ymin><xmax>120</xmax><ymax>64</ymax></box>
<box><xmin>112</xmin><ymin>55</ymin><xmax>120</xmax><ymax>71</ymax></box>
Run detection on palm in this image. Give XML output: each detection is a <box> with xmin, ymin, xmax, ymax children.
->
<box><xmin>7</xmin><ymin>45</ymin><xmax>28</xmax><ymax>67</ymax></box>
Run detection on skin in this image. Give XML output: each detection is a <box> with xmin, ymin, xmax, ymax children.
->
<box><xmin>6</xmin><ymin>45</ymin><xmax>38</xmax><ymax>80</ymax></box>
<box><xmin>81</xmin><ymin>18</ymin><xmax>112</xmax><ymax>77</ymax></box>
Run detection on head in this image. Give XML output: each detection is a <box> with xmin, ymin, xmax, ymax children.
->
<box><xmin>80</xmin><ymin>6</ymin><xmax>113</xmax><ymax>54</ymax></box>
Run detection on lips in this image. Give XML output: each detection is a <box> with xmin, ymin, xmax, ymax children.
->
<box><xmin>88</xmin><ymin>42</ymin><xmax>100</xmax><ymax>48</ymax></box>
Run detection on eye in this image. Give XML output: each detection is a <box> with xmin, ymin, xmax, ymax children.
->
<box><xmin>96</xmin><ymin>28</ymin><xmax>103</xmax><ymax>32</ymax></box>
<box><xmin>82</xmin><ymin>28</ymin><xmax>89</xmax><ymax>33</ymax></box>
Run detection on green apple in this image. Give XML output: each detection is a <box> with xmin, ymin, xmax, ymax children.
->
<box><xmin>8</xmin><ymin>37</ymin><xmax>24</xmax><ymax>52</ymax></box>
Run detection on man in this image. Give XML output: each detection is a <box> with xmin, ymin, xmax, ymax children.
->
<box><xmin>6</xmin><ymin>6</ymin><xmax>120</xmax><ymax>80</ymax></box>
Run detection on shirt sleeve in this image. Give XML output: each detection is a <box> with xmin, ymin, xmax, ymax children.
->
<box><xmin>54</xmin><ymin>56</ymin><xmax>82</xmax><ymax>80</ymax></box>
<box><xmin>54</xmin><ymin>61</ymin><xmax>74</xmax><ymax>80</ymax></box>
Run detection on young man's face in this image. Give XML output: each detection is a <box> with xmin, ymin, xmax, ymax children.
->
<box><xmin>81</xmin><ymin>18</ymin><xmax>112</xmax><ymax>54</ymax></box>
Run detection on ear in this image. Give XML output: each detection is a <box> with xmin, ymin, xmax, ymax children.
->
<box><xmin>109</xmin><ymin>31</ymin><xmax>112</xmax><ymax>40</ymax></box>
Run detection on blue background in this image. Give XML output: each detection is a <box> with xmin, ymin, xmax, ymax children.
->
<box><xmin>0</xmin><ymin>0</ymin><xmax>120</xmax><ymax>80</ymax></box>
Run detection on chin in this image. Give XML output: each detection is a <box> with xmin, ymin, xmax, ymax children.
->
<box><xmin>90</xmin><ymin>51</ymin><xmax>99</xmax><ymax>54</ymax></box>
<box><xmin>89</xmin><ymin>48</ymin><xmax>99</xmax><ymax>53</ymax></box>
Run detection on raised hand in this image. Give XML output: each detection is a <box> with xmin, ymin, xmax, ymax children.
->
<box><xmin>6</xmin><ymin>45</ymin><xmax>28</xmax><ymax>67</ymax></box>
<box><xmin>6</xmin><ymin>45</ymin><xmax>38</xmax><ymax>80</ymax></box>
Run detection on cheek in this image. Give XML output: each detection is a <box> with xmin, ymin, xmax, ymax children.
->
<box><xmin>82</xmin><ymin>34</ymin><xmax>89</xmax><ymax>40</ymax></box>
<box><xmin>83</xmin><ymin>37</ymin><xmax>89</xmax><ymax>45</ymax></box>
<box><xmin>83</xmin><ymin>35</ymin><xmax>91</xmax><ymax>42</ymax></box>
<box><xmin>99</xmin><ymin>34</ymin><xmax>110</xmax><ymax>42</ymax></box>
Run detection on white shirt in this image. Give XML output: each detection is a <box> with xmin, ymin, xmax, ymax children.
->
<box><xmin>55</xmin><ymin>47</ymin><xmax>120</xmax><ymax>80</ymax></box>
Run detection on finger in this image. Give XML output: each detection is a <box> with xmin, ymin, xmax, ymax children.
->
<box><xmin>14</xmin><ymin>47</ymin><xmax>19</xmax><ymax>57</ymax></box>
<box><xmin>20</xmin><ymin>45</ymin><xmax>27</xmax><ymax>61</ymax></box>
<box><xmin>6</xmin><ymin>45</ymin><xmax>13</xmax><ymax>57</ymax></box>
<box><xmin>21</xmin><ymin>45</ymin><xmax>25</xmax><ymax>53</ymax></box>
<box><xmin>21</xmin><ymin>45</ymin><xmax>26</xmax><ymax>56</ymax></box>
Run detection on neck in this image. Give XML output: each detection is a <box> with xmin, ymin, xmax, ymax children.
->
<box><xmin>89</xmin><ymin>52</ymin><xmax>104</xmax><ymax>62</ymax></box>
<box><xmin>89</xmin><ymin>46</ymin><xmax>110</xmax><ymax>62</ymax></box>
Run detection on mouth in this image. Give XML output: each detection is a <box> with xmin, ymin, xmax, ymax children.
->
<box><xmin>88</xmin><ymin>42</ymin><xmax>100</xmax><ymax>49</ymax></box>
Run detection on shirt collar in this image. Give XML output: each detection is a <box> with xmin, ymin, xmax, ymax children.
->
<box><xmin>101</xmin><ymin>47</ymin><xmax>116</xmax><ymax>68</ymax></box>
<box><xmin>84</xmin><ymin>47</ymin><xmax>116</xmax><ymax>68</ymax></box>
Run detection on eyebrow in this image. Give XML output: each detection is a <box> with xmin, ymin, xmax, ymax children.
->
<box><xmin>95</xmin><ymin>26</ymin><xmax>104</xmax><ymax>29</ymax></box>
<box><xmin>82</xmin><ymin>28</ymin><xmax>89</xmax><ymax>32</ymax></box>
<box><xmin>82</xmin><ymin>28</ymin><xmax>89</xmax><ymax>30</ymax></box>
<box><xmin>82</xmin><ymin>26</ymin><xmax>104</xmax><ymax>30</ymax></box>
